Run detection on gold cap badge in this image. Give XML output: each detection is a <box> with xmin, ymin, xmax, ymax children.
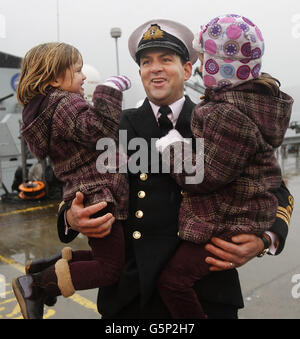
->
<box><xmin>143</xmin><ymin>24</ymin><xmax>164</xmax><ymax>41</ymax></box>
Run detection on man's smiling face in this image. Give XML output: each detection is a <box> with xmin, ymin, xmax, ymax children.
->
<box><xmin>139</xmin><ymin>48</ymin><xmax>192</xmax><ymax>106</ymax></box>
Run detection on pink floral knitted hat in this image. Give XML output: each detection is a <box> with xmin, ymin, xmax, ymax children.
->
<box><xmin>193</xmin><ymin>14</ymin><xmax>264</xmax><ymax>89</ymax></box>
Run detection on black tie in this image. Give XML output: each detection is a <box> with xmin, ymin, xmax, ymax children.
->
<box><xmin>158</xmin><ymin>106</ymin><xmax>173</xmax><ymax>136</ymax></box>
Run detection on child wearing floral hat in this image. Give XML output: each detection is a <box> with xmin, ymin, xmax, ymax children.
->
<box><xmin>194</xmin><ymin>14</ymin><xmax>265</xmax><ymax>89</ymax></box>
<box><xmin>157</xmin><ymin>14</ymin><xmax>294</xmax><ymax>318</ymax></box>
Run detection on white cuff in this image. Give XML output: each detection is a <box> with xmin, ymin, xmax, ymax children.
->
<box><xmin>265</xmin><ymin>231</ymin><xmax>278</xmax><ymax>255</ymax></box>
<box><xmin>64</xmin><ymin>210</ymin><xmax>71</xmax><ymax>235</ymax></box>
<box><xmin>155</xmin><ymin>129</ymin><xmax>190</xmax><ymax>153</ymax></box>
<box><xmin>102</xmin><ymin>82</ymin><xmax>121</xmax><ymax>91</ymax></box>
<box><xmin>103</xmin><ymin>75</ymin><xmax>131</xmax><ymax>92</ymax></box>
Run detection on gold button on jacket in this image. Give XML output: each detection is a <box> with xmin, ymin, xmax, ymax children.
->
<box><xmin>133</xmin><ymin>231</ymin><xmax>142</xmax><ymax>239</ymax></box>
<box><xmin>135</xmin><ymin>210</ymin><xmax>144</xmax><ymax>219</ymax></box>
<box><xmin>140</xmin><ymin>173</ymin><xmax>148</xmax><ymax>181</ymax></box>
<box><xmin>138</xmin><ymin>191</ymin><xmax>146</xmax><ymax>199</ymax></box>
<box><xmin>181</xmin><ymin>190</ymin><xmax>188</xmax><ymax>197</ymax></box>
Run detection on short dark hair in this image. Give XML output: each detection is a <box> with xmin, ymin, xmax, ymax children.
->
<box><xmin>138</xmin><ymin>47</ymin><xmax>188</xmax><ymax>66</ymax></box>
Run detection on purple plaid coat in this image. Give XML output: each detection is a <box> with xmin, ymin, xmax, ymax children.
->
<box><xmin>21</xmin><ymin>86</ymin><xmax>128</xmax><ymax>220</ymax></box>
<box><xmin>169</xmin><ymin>81</ymin><xmax>293</xmax><ymax>243</ymax></box>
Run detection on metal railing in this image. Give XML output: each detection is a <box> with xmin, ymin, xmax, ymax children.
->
<box><xmin>278</xmin><ymin>136</ymin><xmax>300</xmax><ymax>176</ymax></box>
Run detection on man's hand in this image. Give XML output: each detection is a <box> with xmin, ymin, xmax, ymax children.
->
<box><xmin>204</xmin><ymin>234</ymin><xmax>265</xmax><ymax>271</ymax></box>
<box><xmin>66</xmin><ymin>192</ymin><xmax>115</xmax><ymax>238</ymax></box>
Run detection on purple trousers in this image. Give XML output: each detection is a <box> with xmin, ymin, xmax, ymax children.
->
<box><xmin>158</xmin><ymin>241</ymin><xmax>214</xmax><ymax>319</ymax></box>
<box><xmin>70</xmin><ymin>220</ymin><xmax>125</xmax><ymax>290</ymax></box>
<box><xmin>40</xmin><ymin>220</ymin><xmax>124</xmax><ymax>296</ymax></box>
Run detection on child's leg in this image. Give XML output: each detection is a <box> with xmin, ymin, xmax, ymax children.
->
<box><xmin>25</xmin><ymin>247</ymin><xmax>73</xmax><ymax>275</ymax></box>
<box><xmin>60</xmin><ymin>202</ymin><xmax>117</xmax><ymax>263</ymax></box>
<box><xmin>26</xmin><ymin>203</ymin><xmax>114</xmax><ymax>274</ymax></box>
<box><xmin>32</xmin><ymin>221</ymin><xmax>125</xmax><ymax>298</ymax></box>
<box><xmin>65</xmin><ymin>203</ymin><xmax>125</xmax><ymax>289</ymax></box>
<box><xmin>69</xmin><ymin>221</ymin><xmax>125</xmax><ymax>290</ymax></box>
<box><xmin>158</xmin><ymin>241</ymin><xmax>212</xmax><ymax>319</ymax></box>
<box><xmin>12</xmin><ymin>204</ymin><xmax>125</xmax><ymax>318</ymax></box>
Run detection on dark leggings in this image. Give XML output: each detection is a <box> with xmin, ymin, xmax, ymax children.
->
<box><xmin>158</xmin><ymin>241</ymin><xmax>213</xmax><ymax>319</ymax></box>
<box><xmin>40</xmin><ymin>204</ymin><xmax>124</xmax><ymax>295</ymax></box>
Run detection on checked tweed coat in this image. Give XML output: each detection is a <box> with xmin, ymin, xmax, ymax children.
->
<box><xmin>21</xmin><ymin>85</ymin><xmax>128</xmax><ymax>220</ymax></box>
<box><xmin>57</xmin><ymin>95</ymin><xmax>293</xmax><ymax>318</ymax></box>
<box><xmin>170</xmin><ymin>81</ymin><xmax>294</xmax><ymax>244</ymax></box>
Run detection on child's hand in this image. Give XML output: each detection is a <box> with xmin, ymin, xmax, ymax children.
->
<box><xmin>156</xmin><ymin>129</ymin><xmax>191</xmax><ymax>153</ymax></box>
<box><xmin>103</xmin><ymin>75</ymin><xmax>131</xmax><ymax>92</ymax></box>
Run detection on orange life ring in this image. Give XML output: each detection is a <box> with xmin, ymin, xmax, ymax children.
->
<box><xmin>18</xmin><ymin>181</ymin><xmax>46</xmax><ymax>200</ymax></box>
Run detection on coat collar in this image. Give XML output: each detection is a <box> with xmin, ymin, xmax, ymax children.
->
<box><xmin>128</xmin><ymin>96</ymin><xmax>195</xmax><ymax>141</ymax></box>
<box><xmin>175</xmin><ymin>95</ymin><xmax>195</xmax><ymax>138</ymax></box>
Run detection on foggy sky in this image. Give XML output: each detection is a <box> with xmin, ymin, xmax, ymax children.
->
<box><xmin>1</xmin><ymin>0</ymin><xmax>300</xmax><ymax>112</ymax></box>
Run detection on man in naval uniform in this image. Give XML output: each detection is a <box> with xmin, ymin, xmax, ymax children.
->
<box><xmin>56</xmin><ymin>19</ymin><xmax>293</xmax><ymax>319</ymax></box>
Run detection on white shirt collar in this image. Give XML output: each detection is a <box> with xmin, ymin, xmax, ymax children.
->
<box><xmin>149</xmin><ymin>96</ymin><xmax>186</xmax><ymax>124</ymax></box>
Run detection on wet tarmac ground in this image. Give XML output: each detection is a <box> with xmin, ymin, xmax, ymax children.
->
<box><xmin>0</xmin><ymin>195</ymin><xmax>99</xmax><ymax>319</ymax></box>
<box><xmin>0</xmin><ymin>176</ymin><xmax>300</xmax><ymax>319</ymax></box>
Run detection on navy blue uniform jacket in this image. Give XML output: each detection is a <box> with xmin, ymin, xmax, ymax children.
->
<box><xmin>57</xmin><ymin>96</ymin><xmax>292</xmax><ymax>318</ymax></box>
